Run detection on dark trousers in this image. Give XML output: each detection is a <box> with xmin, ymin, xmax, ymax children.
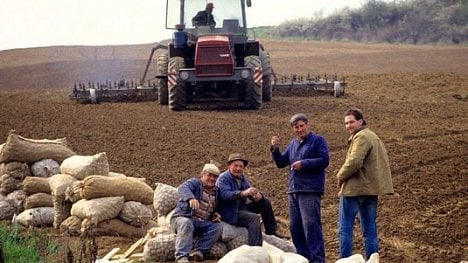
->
<box><xmin>289</xmin><ymin>193</ymin><xmax>325</xmax><ymax>263</ymax></box>
<box><xmin>236</xmin><ymin>196</ymin><xmax>277</xmax><ymax>246</ymax></box>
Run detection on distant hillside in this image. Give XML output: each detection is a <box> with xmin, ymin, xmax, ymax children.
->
<box><xmin>253</xmin><ymin>0</ymin><xmax>467</xmax><ymax>44</ymax></box>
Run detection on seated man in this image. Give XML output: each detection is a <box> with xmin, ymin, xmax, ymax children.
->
<box><xmin>192</xmin><ymin>2</ymin><xmax>216</xmax><ymax>27</ymax></box>
<box><xmin>171</xmin><ymin>162</ymin><xmax>223</xmax><ymax>263</ymax></box>
<box><xmin>216</xmin><ymin>153</ymin><xmax>285</xmax><ymax>247</ymax></box>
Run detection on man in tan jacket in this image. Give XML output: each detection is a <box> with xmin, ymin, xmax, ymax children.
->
<box><xmin>336</xmin><ymin>107</ymin><xmax>394</xmax><ymax>260</ymax></box>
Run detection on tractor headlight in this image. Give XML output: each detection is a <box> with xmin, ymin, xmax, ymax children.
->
<box><xmin>180</xmin><ymin>71</ymin><xmax>189</xmax><ymax>80</ymax></box>
<box><xmin>241</xmin><ymin>69</ymin><xmax>250</xmax><ymax>79</ymax></box>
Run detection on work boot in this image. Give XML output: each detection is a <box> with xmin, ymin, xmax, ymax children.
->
<box><xmin>189</xmin><ymin>250</ymin><xmax>203</xmax><ymax>262</ymax></box>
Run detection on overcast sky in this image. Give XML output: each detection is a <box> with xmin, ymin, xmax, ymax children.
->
<box><xmin>0</xmin><ymin>0</ymin><xmax>369</xmax><ymax>51</ymax></box>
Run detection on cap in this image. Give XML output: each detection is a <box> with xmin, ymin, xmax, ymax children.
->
<box><xmin>227</xmin><ymin>153</ymin><xmax>248</xmax><ymax>166</ymax></box>
<box><xmin>202</xmin><ymin>163</ymin><xmax>220</xmax><ymax>176</ymax></box>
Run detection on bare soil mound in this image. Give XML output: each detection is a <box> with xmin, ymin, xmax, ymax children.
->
<box><xmin>0</xmin><ymin>40</ymin><xmax>467</xmax><ymax>262</ymax></box>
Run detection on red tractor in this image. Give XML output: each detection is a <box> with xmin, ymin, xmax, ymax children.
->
<box><xmin>151</xmin><ymin>0</ymin><xmax>273</xmax><ymax>111</ymax></box>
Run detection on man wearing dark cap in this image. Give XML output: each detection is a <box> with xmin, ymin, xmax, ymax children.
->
<box><xmin>192</xmin><ymin>2</ymin><xmax>216</xmax><ymax>27</ymax></box>
<box><xmin>216</xmin><ymin>153</ymin><xmax>283</xmax><ymax>246</ymax></box>
<box><xmin>271</xmin><ymin>113</ymin><xmax>330</xmax><ymax>263</ymax></box>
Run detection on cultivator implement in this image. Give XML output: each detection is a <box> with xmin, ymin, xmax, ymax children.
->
<box><xmin>70</xmin><ymin>80</ymin><xmax>158</xmax><ymax>104</ymax></box>
<box><xmin>272</xmin><ymin>73</ymin><xmax>346</xmax><ymax>97</ymax></box>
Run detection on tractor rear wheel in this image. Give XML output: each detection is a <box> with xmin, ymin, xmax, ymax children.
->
<box><xmin>168</xmin><ymin>57</ymin><xmax>187</xmax><ymax>111</ymax></box>
<box><xmin>244</xmin><ymin>55</ymin><xmax>262</xmax><ymax>109</ymax></box>
<box><xmin>262</xmin><ymin>75</ymin><xmax>272</xmax><ymax>102</ymax></box>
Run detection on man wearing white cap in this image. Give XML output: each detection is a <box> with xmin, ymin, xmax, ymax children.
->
<box><xmin>171</xmin><ymin>162</ymin><xmax>223</xmax><ymax>263</ymax></box>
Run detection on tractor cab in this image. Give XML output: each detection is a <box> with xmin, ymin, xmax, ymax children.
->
<box><xmin>166</xmin><ymin>0</ymin><xmax>251</xmax><ymax>42</ymax></box>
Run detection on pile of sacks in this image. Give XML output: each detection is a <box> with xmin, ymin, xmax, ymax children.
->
<box><xmin>0</xmin><ymin>131</ymin><xmax>157</xmax><ymax>237</ymax></box>
<box><xmin>0</xmin><ymin>131</ymin><xmax>300</xmax><ymax>262</ymax></box>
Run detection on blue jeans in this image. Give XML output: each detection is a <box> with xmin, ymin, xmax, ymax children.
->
<box><xmin>338</xmin><ymin>195</ymin><xmax>378</xmax><ymax>259</ymax></box>
<box><xmin>289</xmin><ymin>193</ymin><xmax>324</xmax><ymax>263</ymax></box>
<box><xmin>171</xmin><ymin>216</ymin><xmax>222</xmax><ymax>260</ymax></box>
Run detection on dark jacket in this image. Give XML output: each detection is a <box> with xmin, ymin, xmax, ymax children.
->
<box><xmin>172</xmin><ymin>177</ymin><xmax>219</xmax><ymax>220</ymax></box>
<box><xmin>215</xmin><ymin>170</ymin><xmax>251</xmax><ymax>224</ymax></box>
<box><xmin>192</xmin><ymin>10</ymin><xmax>216</xmax><ymax>27</ymax></box>
<box><xmin>272</xmin><ymin>132</ymin><xmax>330</xmax><ymax>194</ymax></box>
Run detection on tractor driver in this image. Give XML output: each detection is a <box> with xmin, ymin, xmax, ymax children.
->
<box><xmin>192</xmin><ymin>2</ymin><xmax>216</xmax><ymax>27</ymax></box>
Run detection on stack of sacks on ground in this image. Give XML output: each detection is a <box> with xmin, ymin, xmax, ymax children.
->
<box><xmin>143</xmin><ymin>182</ymin><xmax>297</xmax><ymax>262</ymax></box>
<box><xmin>0</xmin><ymin>131</ymin><xmax>74</xmax><ymax>226</ymax></box>
<box><xmin>58</xmin><ymin>152</ymin><xmax>157</xmax><ymax>238</ymax></box>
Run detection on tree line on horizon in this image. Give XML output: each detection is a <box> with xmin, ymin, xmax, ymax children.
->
<box><xmin>253</xmin><ymin>0</ymin><xmax>467</xmax><ymax>44</ymax></box>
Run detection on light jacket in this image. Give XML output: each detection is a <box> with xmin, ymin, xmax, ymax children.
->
<box><xmin>337</xmin><ymin>126</ymin><xmax>394</xmax><ymax>196</ymax></box>
<box><xmin>215</xmin><ymin>170</ymin><xmax>251</xmax><ymax>224</ymax></box>
<box><xmin>271</xmin><ymin>132</ymin><xmax>330</xmax><ymax>194</ymax></box>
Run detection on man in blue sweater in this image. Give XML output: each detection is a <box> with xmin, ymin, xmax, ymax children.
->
<box><xmin>216</xmin><ymin>153</ymin><xmax>284</xmax><ymax>246</ymax></box>
<box><xmin>171</xmin><ymin>162</ymin><xmax>223</xmax><ymax>263</ymax></box>
<box><xmin>271</xmin><ymin>113</ymin><xmax>330</xmax><ymax>263</ymax></box>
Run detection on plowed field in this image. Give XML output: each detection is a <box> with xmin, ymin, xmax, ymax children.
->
<box><xmin>0</xmin><ymin>40</ymin><xmax>467</xmax><ymax>262</ymax></box>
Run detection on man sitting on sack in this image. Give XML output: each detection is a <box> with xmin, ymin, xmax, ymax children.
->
<box><xmin>171</xmin><ymin>162</ymin><xmax>223</xmax><ymax>263</ymax></box>
<box><xmin>216</xmin><ymin>153</ymin><xmax>286</xmax><ymax>247</ymax></box>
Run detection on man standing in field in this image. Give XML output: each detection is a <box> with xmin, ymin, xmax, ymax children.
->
<box><xmin>271</xmin><ymin>113</ymin><xmax>330</xmax><ymax>263</ymax></box>
<box><xmin>336</xmin><ymin>107</ymin><xmax>394</xmax><ymax>260</ymax></box>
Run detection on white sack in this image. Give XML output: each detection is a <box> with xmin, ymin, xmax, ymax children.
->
<box><xmin>31</xmin><ymin>159</ymin><xmax>60</xmax><ymax>177</ymax></box>
<box><xmin>60</xmin><ymin>152</ymin><xmax>109</xmax><ymax>180</ymax></box>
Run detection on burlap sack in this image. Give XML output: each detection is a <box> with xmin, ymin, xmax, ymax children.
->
<box><xmin>52</xmin><ymin>196</ymin><xmax>73</xmax><ymax>229</ymax></box>
<box><xmin>6</xmin><ymin>189</ymin><xmax>26</xmax><ymax>209</ymax></box>
<box><xmin>0</xmin><ymin>173</ymin><xmax>22</xmax><ymax>195</ymax></box>
<box><xmin>48</xmin><ymin>174</ymin><xmax>77</xmax><ymax>198</ymax></box>
<box><xmin>60</xmin><ymin>152</ymin><xmax>109</xmax><ymax>180</ymax></box>
<box><xmin>226</xmin><ymin>233</ymin><xmax>249</xmax><ymax>251</ymax></box>
<box><xmin>60</xmin><ymin>215</ymin><xmax>83</xmax><ymax>236</ymax></box>
<box><xmin>31</xmin><ymin>159</ymin><xmax>60</xmax><ymax>178</ymax></box>
<box><xmin>218</xmin><ymin>245</ymin><xmax>270</xmax><ymax>263</ymax></box>
<box><xmin>24</xmin><ymin>192</ymin><xmax>53</xmax><ymax>209</ymax></box>
<box><xmin>156</xmin><ymin>208</ymin><xmax>175</xmax><ymax>228</ymax></box>
<box><xmin>22</xmin><ymin>176</ymin><xmax>51</xmax><ymax>194</ymax></box>
<box><xmin>262</xmin><ymin>233</ymin><xmax>296</xmax><ymax>253</ymax></box>
<box><xmin>2</xmin><ymin>161</ymin><xmax>31</xmax><ymax>179</ymax></box>
<box><xmin>153</xmin><ymin>183</ymin><xmax>178</xmax><ymax>217</ymax></box>
<box><xmin>118</xmin><ymin>201</ymin><xmax>153</xmax><ymax>227</ymax></box>
<box><xmin>142</xmin><ymin>233</ymin><xmax>176</xmax><ymax>262</ymax></box>
<box><xmin>81</xmin><ymin>175</ymin><xmax>153</xmax><ymax>205</ymax></box>
<box><xmin>90</xmin><ymin>218</ymin><xmax>157</xmax><ymax>238</ymax></box>
<box><xmin>108</xmin><ymin>172</ymin><xmax>126</xmax><ymax>177</ymax></box>
<box><xmin>220</xmin><ymin>222</ymin><xmax>248</xmax><ymax>243</ymax></box>
<box><xmin>71</xmin><ymin>196</ymin><xmax>125</xmax><ymax>226</ymax></box>
<box><xmin>0</xmin><ymin>131</ymin><xmax>75</xmax><ymax>164</ymax></box>
<box><xmin>0</xmin><ymin>200</ymin><xmax>16</xmax><ymax>220</ymax></box>
<box><xmin>14</xmin><ymin>207</ymin><xmax>55</xmax><ymax>227</ymax></box>
<box><xmin>209</xmin><ymin>241</ymin><xmax>228</xmax><ymax>259</ymax></box>
<box><xmin>65</xmin><ymin>180</ymin><xmax>83</xmax><ymax>203</ymax></box>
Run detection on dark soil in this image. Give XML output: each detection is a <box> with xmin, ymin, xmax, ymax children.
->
<box><xmin>0</xmin><ymin>40</ymin><xmax>467</xmax><ymax>262</ymax></box>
